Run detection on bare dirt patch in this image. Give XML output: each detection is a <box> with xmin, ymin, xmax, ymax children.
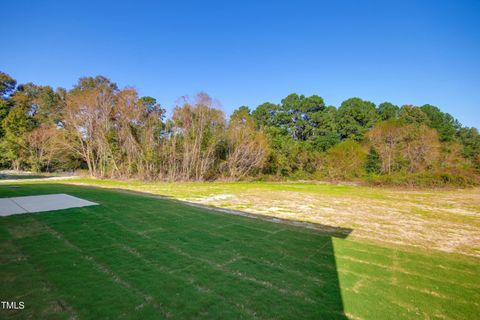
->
<box><xmin>184</xmin><ymin>188</ymin><xmax>480</xmax><ymax>257</ymax></box>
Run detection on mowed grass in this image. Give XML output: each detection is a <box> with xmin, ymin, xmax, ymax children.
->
<box><xmin>0</xmin><ymin>183</ymin><xmax>479</xmax><ymax>319</ymax></box>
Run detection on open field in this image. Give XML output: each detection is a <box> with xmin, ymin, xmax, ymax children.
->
<box><xmin>64</xmin><ymin>179</ymin><xmax>480</xmax><ymax>257</ymax></box>
<box><xmin>0</xmin><ymin>182</ymin><xmax>479</xmax><ymax>319</ymax></box>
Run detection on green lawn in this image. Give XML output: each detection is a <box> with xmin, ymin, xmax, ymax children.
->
<box><xmin>0</xmin><ymin>183</ymin><xmax>479</xmax><ymax>319</ymax></box>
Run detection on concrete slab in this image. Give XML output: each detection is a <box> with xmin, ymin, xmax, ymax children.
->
<box><xmin>0</xmin><ymin>194</ymin><xmax>98</xmax><ymax>216</ymax></box>
<box><xmin>0</xmin><ymin>198</ymin><xmax>27</xmax><ymax>216</ymax></box>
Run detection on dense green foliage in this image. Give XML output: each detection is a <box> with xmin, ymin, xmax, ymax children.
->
<box><xmin>0</xmin><ymin>71</ymin><xmax>479</xmax><ymax>185</ymax></box>
<box><xmin>0</xmin><ymin>183</ymin><xmax>478</xmax><ymax>319</ymax></box>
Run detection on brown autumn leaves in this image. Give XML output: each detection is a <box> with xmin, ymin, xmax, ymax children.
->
<box><xmin>26</xmin><ymin>80</ymin><xmax>268</xmax><ymax>181</ymax></box>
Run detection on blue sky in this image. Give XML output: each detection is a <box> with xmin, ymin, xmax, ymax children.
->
<box><xmin>1</xmin><ymin>0</ymin><xmax>479</xmax><ymax>127</ymax></box>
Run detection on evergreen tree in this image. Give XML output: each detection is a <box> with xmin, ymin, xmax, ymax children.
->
<box><xmin>365</xmin><ymin>147</ymin><xmax>381</xmax><ymax>174</ymax></box>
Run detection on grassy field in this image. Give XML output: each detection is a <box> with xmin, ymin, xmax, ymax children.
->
<box><xmin>64</xmin><ymin>178</ymin><xmax>480</xmax><ymax>257</ymax></box>
<box><xmin>0</xmin><ymin>182</ymin><xmax>479</xmax><ymax>319</ymax></box>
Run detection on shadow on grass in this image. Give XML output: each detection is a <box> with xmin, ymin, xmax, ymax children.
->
<box><xmin>0</xmin><ymin>174</ymin><xmax>48</xmax><ymax>180</ymax></box>
<box><xmin>0</xmin><ymin>183</ymin><xmax>352</xmax><ymax>319</ymax></box>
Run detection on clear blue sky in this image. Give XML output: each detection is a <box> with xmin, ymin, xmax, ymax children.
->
<box><xmin>1</xmin><ymin>0</ymin><xmax>479</xmax><ymax>127</ymax></box>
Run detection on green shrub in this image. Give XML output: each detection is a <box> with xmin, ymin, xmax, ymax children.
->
<box><xmin>365</xmin><ymin>147</ymin><xmax>381</xmax><ymax>174</ymax></box>
<box><xmin>364</xmin><ymin>170</ymin><xmax>480</xmax><ymax>188</ymax></box>
<box><xmin>326</xmin><ymin>140</ymin><xmax>367</xmax><ymax>179</ymax></box>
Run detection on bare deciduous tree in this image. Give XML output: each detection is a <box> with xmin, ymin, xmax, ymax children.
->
<box><xmin>62</xmin><ymin>77</ymin><xmax>117</xmax><ymax>177</ymax></box>
<box><xmin>225</xmin><ymin>107</ymin><xmax>268</xmax><ymax>179</ymax></box>
<box><xmin>25</xmin><ymin>126</ymin><xmax>58</xmax><ymax>172</ymax></box>
<box><xmin>170</xmin><ymin>93</ymin><xmax>224</xmax><ymax>180</ymax></box>
<box><xmin>368</xmin><ymin>120</ymin><xmax>440</xmax><ymax>173</ymax></box>
<box><xmin>367</xmin><ymin>120</ymin><xmax>407</xmax><ymax>174</ymax></box>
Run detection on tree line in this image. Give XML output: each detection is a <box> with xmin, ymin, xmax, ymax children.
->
<box><xmin>1</xmin><ymin>71</ymin><xmax>479</xmax><ymax>186</ymax></box>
